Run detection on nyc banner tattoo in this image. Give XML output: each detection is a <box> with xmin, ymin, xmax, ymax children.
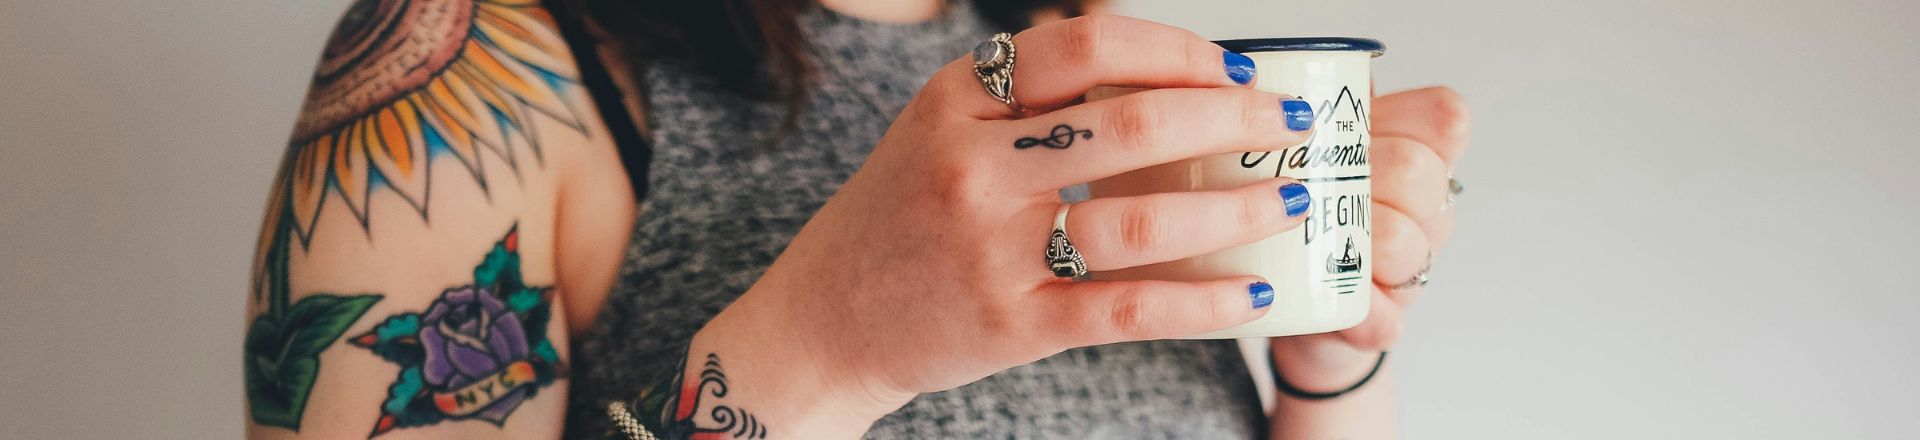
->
<box><xmin>349</xmin><ymin>227</ymin><xmax>565</xmax><ymax>436</ymax></box>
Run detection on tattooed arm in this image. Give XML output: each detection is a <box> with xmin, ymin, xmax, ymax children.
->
<box><xmin>249</xmin><ymin>2</ymin><xmax>888</xmax><ymax>438</ymax></box>
<box><xmin>243</xmin><ymin>0</ymin><xmax>630</xmax><ymax>437</ymax></box>
<box><xmin>249</xmin><ymin>6</ymin><xmax>1386</xmax><ymax>440</ymax></box>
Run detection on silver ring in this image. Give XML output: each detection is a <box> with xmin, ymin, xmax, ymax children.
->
<box><xmin>972</xmin><ymin>32</ymin><xmax>1021</xmax><ymax>112</ymax></box>
<box><xmin>1443</xmin><ymin>175</ymin><xmax>1464</xmax><ymax>210</ymax></box>
<box><xmin>1388</xmin><ymin>251</ymin><xmax>1432</xmax><ymax>291</ymax></box>
<box><xmin>1046</xmin><ymin>204</ymin><xmax>1088</xmax><ymax>279</ymax></box>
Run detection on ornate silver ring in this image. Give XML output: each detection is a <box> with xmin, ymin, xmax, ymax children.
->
<box><xmin>972</xmin><ymin>32</ymin><xmax>1021</xmax><ymax>112</ymax></box>
<box><xmin>1047</xmin><ymin>204</ymin><xmax>1088</xmax><ymax>279</ymax></box>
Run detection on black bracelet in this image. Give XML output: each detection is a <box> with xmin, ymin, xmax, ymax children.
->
<box><xmin>1269</xmin><ymin>350</ymin><xmax>1389</xmax><ymax>401</ymax></box>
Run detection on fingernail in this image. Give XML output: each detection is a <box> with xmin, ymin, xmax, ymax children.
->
<box><xmin>1249</xmin><ymin>282</ymin><xmax>1275</xmax><ymax>309</ymax></box>
<box><xmin>1224</xmin><ymin>50</ymin><xmax>1256</xmax><ymax>85</ymax></box>
<box><xmin>1282</xmin><ymin>99</ymin><xmax>1314</xmax><ymax>131</ymax></box>
<box><xmin>1280</xmin><ymin>183</ymin><xmax>1310</xmax><ymax>217</ymax></box>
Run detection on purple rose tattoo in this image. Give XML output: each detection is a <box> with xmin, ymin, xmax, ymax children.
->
<box><xmin>419</xmin><ymin>287</ymin><xmax>532</xmax><ymax>422</ymax></box>
<box><xmin>350</xmin><ymin>228</ymin><xmax>563</xmax><ymax>436</ymax></box>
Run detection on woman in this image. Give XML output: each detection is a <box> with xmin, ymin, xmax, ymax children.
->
<box><xmin>240</xmin><ymin>0</ymin><xmax>1470</xmax><ymax>438</ymax></box>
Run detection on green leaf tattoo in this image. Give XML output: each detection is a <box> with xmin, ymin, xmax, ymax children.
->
<box><xmin>244</xmin><ymin>214</ymin><xmax>382</xmax><ymax>429</ymax></box>
<box><xmin>245</xmin><ymin>186</ymin><xmax>384</xmax><ymax>430</ymax></box>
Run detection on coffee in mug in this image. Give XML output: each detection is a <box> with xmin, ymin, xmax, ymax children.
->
<box><xmin>1087</xmin><ymin>37</ymin><xmax>1383</xmax><ymax>339</ymax></box>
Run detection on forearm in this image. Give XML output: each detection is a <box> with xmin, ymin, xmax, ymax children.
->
<box><xmin>1268</xmin><ymin>342</ymin><xmax>1396</xmax><ymax>439</ymax></box>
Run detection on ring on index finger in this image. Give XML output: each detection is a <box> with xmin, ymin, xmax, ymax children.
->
<box><xmin>972</xmin><ymin>32</ymin><xmax>1022</xmax><ymax>112</ymax></box>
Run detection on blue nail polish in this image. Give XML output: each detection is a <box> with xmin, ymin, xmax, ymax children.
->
<box><xmin>1224</xmin><ymin>51</ymin><xmax>1256</xmax><ymax>85</ymax></box>
<box><xmin>1280</xmin><ymin>183</ymin><xmax>1310</xmax><ymax>217</ymax></box>
<box><xmin>1249</xmin><ymin>282</ymin><xmax>1275</xmax><ymax>309</ymax></box>
<box><xmin>1282</xmin><ymin>99</ymin><xmax>1314</xmax><ymax>131</ymax></box>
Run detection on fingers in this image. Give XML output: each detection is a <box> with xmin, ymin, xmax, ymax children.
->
<box><xmin>1009</xmin><ymin>16</ymin><xmax>1249</xmax><ymax>112</ymax></box>
<box><xmin>1371</xmin><ymin>203</ymin><xmax>1431</xmax><ymax>306</ymax></box>
<box><xmin>1031</xmin><ymin>276</ymin><xmax>1274</xmax><ymax>347</ymax></box>
<box><xmin>1371</xmin><ymin>136</ymin><xmax>1451</xmax><ymax>223</ymax></box>
<box><xmin>992</xmin><ymin>87</ymin><xmax>1312</xmax><ymax>190</ymax></box>
<box><xmin>1066</xmin><ymin>178</ymin><xmax>1311</xmax><ymax>271</ymax></box>
<box><xmin>927</xmin><ymin>16</ymin><xmax>1253</xmax><ymax>118</ymax></box>
<box><xmin>1303</xmin><ymin>86</ymin><xmax>1466</xmax><ymax>354</ymax></box>
<box><xmin>1373</xmin><ymin>86</ymin><xmax>1471</xmax><ymax>170</ymax></box>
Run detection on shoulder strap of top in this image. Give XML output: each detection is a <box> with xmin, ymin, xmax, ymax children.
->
<box><xmin>544</xmin><ymin>0</ymin><xmax>652</xmax><ymax>201</ymax></box>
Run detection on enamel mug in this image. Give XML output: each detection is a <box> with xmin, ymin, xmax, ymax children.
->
<box><xmin>1087</xmin><ymin>37</ymin><xmax>1384</xmax><ymax>339</ymax></box>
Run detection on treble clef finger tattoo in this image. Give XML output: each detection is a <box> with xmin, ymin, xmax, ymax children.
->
<box><xmin>1014</xmin><ymin>124</ymin><xmax>1093</xmax><ymax>150</ymax></box>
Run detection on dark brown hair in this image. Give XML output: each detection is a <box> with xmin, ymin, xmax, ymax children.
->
<box><xmin>566</xmin><ymin>0</ymin><xmax>1089</xmax><ymax>126</ymax></box>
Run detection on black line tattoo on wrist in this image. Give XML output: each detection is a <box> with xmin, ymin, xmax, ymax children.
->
<box><xmin>627</xmin><ymin>352</ymin><xmax>769</xmax><ymax>439</ymax></box>
<box><xmin>1014</xmin><ymin>124</ymin><xmax>1092</xmax><ymax>149</ymax></box>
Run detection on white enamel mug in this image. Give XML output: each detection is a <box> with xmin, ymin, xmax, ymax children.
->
<box><xmin>1087</xmin><ymin>37</ymin><xmax>1384</xmax><ymax>339</ymax></box>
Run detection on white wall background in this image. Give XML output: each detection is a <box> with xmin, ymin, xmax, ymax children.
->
<box><xmin>2</xmin><ymin>0</ymin><xmax>1915</xmax><ymax>438</ymax></box>
<box><xmin>2</xmin><ymin>1</ymin><xmax>345</xmax><ymax>438</ymax></box>
<box><xmin>1109</xmin><ymin>0</ymin><xmax>1920</xmax><ymax>438</ymax></box>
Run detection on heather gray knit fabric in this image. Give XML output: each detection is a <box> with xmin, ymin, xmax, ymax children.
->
<box><xmin>566</xmin><ymin>4</ymin><xmax>1267</xmax><ymax>439</ymax></box>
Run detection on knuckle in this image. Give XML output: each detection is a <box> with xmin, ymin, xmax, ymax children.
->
<box><xmin>1405</xmin><ymin>139</ymin><xmax>1447</xmax><ymax>178</ymax></box>
<box><xmin>1384</xmin><ymin>138</ymin><xmax>1448</xmax><ymax>214</ymax></box>
<box><xmin>1351</xmin><ymin>331</ymin><xmax>1388</xmax><ymax>351</ymax></box>
<box><xmin>977</xmin><ymin>301</ymin><xmax>1022</xmax><ymax>339</ymax></box>
<box><xmin>1416</xmin><ymin>155</ymin><xmax>1448</xmax><ymax>194</ymax></box>
<box><xmin>1181</xmin><ymin>38</ymin><xmax>1217</xmax><ymax>82</ymax></box>
<box><xmin>1238</xmin><ymin>189</ymin><xmax>1281</xmax><ymax>234</ymax></box>
<box><xmin>924</xmin><ymin>157</ymin><xmax>991</xmax><ymax>203</ymax></box>
<box><xmin>1373</xmin><ymin>205</ymin><xmax>1429</xmax><ymax>271</ymax></box>
<box><xmin>1368</xmin><ymin>139</ymin><xmax>1409</xmax><ymax>179</ymax></box>
<box><xmin>1425</xmin><ymin>87</ymin><xmax>1472</xmax><ymax>146</ymax></box>
<box><xmin>1376</xmin><ymin>138</ymin><xmax>1440</xmax><ymax>180</ymax></box>
<box><xmin>1059</xmin><ymin>16</ymin><xmax>1114</xmax><ymax>69</ymax></box>
<box><xmin>1103</xmin><ymin>95</ymin><xmax>1164</xmax><ymax>153</ymax></box>
<box><xmin>1377</xmin><ymin>223</ymin><xmax>1414</xmax><ymax>265</ymax></box>
<box><xmin>1203</xmin><ymin>284</ymin><xmax>1240</xmax><ymax>329</ymax></box>
<box><xmin>927</xmin><ymin>159</ymin><xmax>977</xmax><ymax>187</ymax></box>
<box><xmin>1115</xmin><ymin>201</ymin><xmax>1164</xmax><ymax>256</ymax></box>
<box><xmin>1373</xmin><ymin>206</ymin><xmax>1408</xmax><ymax>244</ymax></box>
<box><xmin>917</xmin><ymin>65</ymin><xmax>969</xmax><ymax>106</ymax></box>
<box><xmin>1237</xmin><ymin>90</ymin><xmax>1280</xmax><ymax>137</ymax></box>
<box><xmin>1105</xmin><ymin>289</ymin><xmax>1151</xmax><ymax>339</ymax></box>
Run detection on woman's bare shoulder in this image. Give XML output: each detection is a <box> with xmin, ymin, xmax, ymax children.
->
<box><xmin>244</xmin><ymin>1</ymin><xmax>630</xmax><ymax>437</ymax></box>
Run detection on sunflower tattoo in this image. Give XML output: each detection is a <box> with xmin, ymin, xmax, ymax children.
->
<box><xmin>244</xmin><ymin>0</ymin><xmax>584</xmax><ymax>431</ymax></box>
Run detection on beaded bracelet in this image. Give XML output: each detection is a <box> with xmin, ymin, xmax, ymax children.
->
<box><xmin>607</xmin><ymin>401</ymin><xmax>659</xmax><ymax>440</ymax></box>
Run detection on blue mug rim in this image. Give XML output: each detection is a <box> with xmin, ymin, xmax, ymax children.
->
<box><xmin>1215</xmin><ymin>37</ymin><xmax>1385</xmax><ymax>57</ymax></box>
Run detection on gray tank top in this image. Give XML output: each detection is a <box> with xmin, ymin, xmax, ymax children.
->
<box><xmin>567</xmin><ymin>4</ymin><xmax>1267</xmax><ymax>439</ymax></box>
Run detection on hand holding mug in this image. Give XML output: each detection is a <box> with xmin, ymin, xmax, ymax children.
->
<box><xmin>673</xmin><ymin>16</ymin><xmax>1322</xmax><ymax>435</ymax></box>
